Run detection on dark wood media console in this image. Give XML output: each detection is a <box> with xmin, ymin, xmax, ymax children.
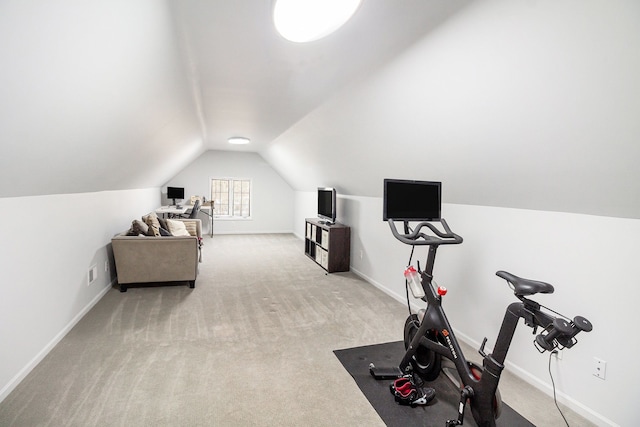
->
<box><xmin>304</xmin><ymin>218</ymin><xmax>350</xmax><ymax>273</ymax></box>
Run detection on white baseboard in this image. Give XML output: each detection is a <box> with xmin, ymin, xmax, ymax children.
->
<box><xmin>0</xmin><ymin>281</ymin><xmax>113</xmax><ymax>403</ymax></box>
<box><xmin>209</xmin><ymin>229</ymin><xmax>294</xmax><ymax>235</ymax></box>
<box><xmin>350</xmin><ymin>267</ymin><xmax>427</xmax><ymax>314</ymax></box>
<box><xmin>350</xmin><ymin>267</ymin><xmax>408</xmax><ymax>305</ymax></box>
<box><xmin>502</xmin><ymin>358</ymin><xmax>618</xmax><ymax>427</ymax></box>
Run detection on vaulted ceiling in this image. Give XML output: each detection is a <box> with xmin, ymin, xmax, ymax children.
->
<box><xmin>1</xmin><ymin>0</ymin><xmax>639</xmax><ymax>219</ymax></box>
<box><xmin>169</xmin><ymin>0</ymin><xmax>470</xmax><ymax>151</ymax></box>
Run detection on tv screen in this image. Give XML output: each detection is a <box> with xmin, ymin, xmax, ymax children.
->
<box><xmin>383</xmin><ymin>179</ymin><xmax>441</xmax><ymax>221</ymax></box>
<box><xmin>317</xmin><ymin>187</ymin><xmax>336</xmax><ymax>223</ymax></box>
<box><xmin>167</xmin><ymin>186</ymin><xmax>185</xmax><ymax>201</ymax></box>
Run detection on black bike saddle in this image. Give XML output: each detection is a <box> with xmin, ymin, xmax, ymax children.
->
<box><xmin>496</xmin><ymin>271</ymin><xmax>554</xmax><ymax>297</ymax></box>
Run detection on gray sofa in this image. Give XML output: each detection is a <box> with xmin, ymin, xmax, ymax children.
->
<box><xmin>112</xmin><ymin>216</ymin><xmax>202</xmax><ymax>292</ymax></box>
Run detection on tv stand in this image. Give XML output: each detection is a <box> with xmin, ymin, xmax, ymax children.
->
<box><xmin>304</xmin><ymin>218</ymin><xmax>350</xmax><ymax>273</ymax></box>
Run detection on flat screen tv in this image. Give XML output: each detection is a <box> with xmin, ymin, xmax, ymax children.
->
<box><xmin>383</xmin><ymin>179</ymin><xmax>441</xmax><ymax>221</ymax></box>
<box><xmin>167</xmin><ymin>186</ymin><xmax>185</xmax><ymax>205</ymax></box>
<box><xmin>317</xmin><ymin>187</ymin><xmax>337</xmax><ymax>224</ymax></box>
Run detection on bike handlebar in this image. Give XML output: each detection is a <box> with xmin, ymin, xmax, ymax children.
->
<box><xmin>498</xmin><ymin>271</ymin><xmax>593</xmax><ymax>353</ymax></box>
<box><xmin>388</xmin><ymin>218</ymin><xmax>464</xmax><ymax>246</ymax></box>
<box><xmin>535</xmin><ymin>315</ymin><xmax>593</xmax><ymax>352</ymax></box>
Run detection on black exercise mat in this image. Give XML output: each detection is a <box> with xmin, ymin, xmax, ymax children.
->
<box><xmin>334</xmin><ymin>341</ymin><xmax>534</xmax><ymax>427</ymax></box>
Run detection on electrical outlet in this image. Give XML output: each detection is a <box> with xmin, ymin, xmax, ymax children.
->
<box><xmin>593</xmin><ymin>357</ymin><xmax>606</xmax><ymax>380</ymax></box>
<box><xmin>104</xmin><ymin>260</ymin><xmax>109</xmax><ymax>272</ymax></box>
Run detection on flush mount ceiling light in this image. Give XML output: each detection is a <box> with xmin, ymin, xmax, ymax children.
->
<box><xmin>228</xmin><ymin>137</ymin><xmax>250</xmax><ymax>145</ymax></box>
<box><xmin>273</xmin><ymin>0</ymin><xmax>362</xmax><ymax>43</ymax></box>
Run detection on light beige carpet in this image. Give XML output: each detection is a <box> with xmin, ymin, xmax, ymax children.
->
<box><xmin>0</xmin><ymin>234</ymin><xmax>593</xmax><ymax>426</ymax></box>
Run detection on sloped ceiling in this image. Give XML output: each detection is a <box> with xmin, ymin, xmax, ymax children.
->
<box><xmin>262</xmin><ymin>0</ymin><xmax>640</xmax><ymax>219</ymax></box>
<box><xmin>1</xmin><ymin>0</ymin><xmax>639</xmax><ymax>219</ymax></box>
<box><xmin>169</xmin><ymin>0</ymin><xmax>471</xmax><ymax>151</ymax></box>
<box><xmin>0</xmin><ymin>0</ymin><xmax>203</xmax><ymax>198</ymax></box>
<box><xmin>0</xmin><ymin>0</ymin><xmax>470</xmax><ymax>199</ymax></box>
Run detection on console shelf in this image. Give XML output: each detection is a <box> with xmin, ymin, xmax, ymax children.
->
<box><xmin>304</xmin><ymin>218</ymin><xmax>350</xmax><ymax>273</ymax></box>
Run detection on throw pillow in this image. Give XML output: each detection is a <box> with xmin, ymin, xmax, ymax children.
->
<box><xmin>127</xmin><ymin>219</ymin><xmax>149</xmax><ymax>236</ymax></box>
<box><xmin>183</xmin><ymin>221</ymin><xmax>197</xmax><ymax>237</ymax></box>
<box><xmin>157</xmin><ymin>216</ymin><xmax>168</xmax><ymax>230</ymax></box>
<box><xmin>143</xmin><ymin>213</ymin><xmax>161</xmax><ymax>237</ymax></box>
<box><xmin>159</xmin><ymin>227</ymin><xmax>172</xmax><ymax>236</ymax></box>
<box><xmin>146</xmin><ymin>223</ymin><xmax>160</xmax><ymax>237</ymax></box>
<box><xmin>166</xmin><ymin>219</ymin><xmax>190</xmax><ymax>236</ymax></box>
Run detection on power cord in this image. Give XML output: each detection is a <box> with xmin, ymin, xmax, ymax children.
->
<box><xmin>549</xmin><ymin>351</ymin><xmax>570</xmax><ymax>427</ymax></box>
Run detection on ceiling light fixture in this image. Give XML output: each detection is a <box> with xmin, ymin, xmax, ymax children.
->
<box><xmin>228</xmin><ymin>137</ymin><xmax>250</xmax><ymax>145</ymax></box>
<box><xmin>273</xmin><ymin>0</ymin><xmax>362</xmax><ymax>43</ymax></box>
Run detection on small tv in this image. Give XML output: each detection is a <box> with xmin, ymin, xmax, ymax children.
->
<box><xmin>383</xmin><ymin>179</ymin><xmax>441</xmax><ymax>221</ymax></box>
<box><xmin>167</xmin><ymin>186</ymin><xmax>185</xmax><ymax>205</ymax></box>
<box><xmin>317</xmin><ymin>187</ymin><xmax>337</xmax><ymax>224</ymax></box>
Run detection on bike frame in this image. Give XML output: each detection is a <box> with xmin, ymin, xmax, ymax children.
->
<box><xmin>401</xmin><ymin>244</ymin><xmax>556</xmax><ymax>426</ymax></box>
<box><xmin>370</xmin><ymin>218</ymin><xmax>590</xmax><ymax>426</ymax></box>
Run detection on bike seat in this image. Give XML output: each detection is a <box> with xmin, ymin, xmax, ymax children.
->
<box><xmin>496</xmin><ymin>271</ymin><xmax>554</xmax><ymax>297</ymax></box>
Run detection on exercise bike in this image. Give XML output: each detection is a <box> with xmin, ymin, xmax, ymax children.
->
<box><xmin>369</xmin><ymin>218</ymin><xmax>593</xmax><ymax>427</ymax></box>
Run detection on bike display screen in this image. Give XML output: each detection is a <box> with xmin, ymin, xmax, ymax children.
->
<box><xmin>383</xmin><ymin>179</ymin><xmax>441</xmax><ymax>221</ymax></box>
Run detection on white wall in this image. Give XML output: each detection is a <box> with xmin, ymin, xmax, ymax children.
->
<box><xmin>165</xmin><ymin>150</ymin><xmax>294</xmax><ymax>235</ymax></box>
<box><xmin>264</xmin><ymin>0</ymin><xmax>640</xmax><ymax>220</ymax></box>
<box><xmin>294</xmin><ymin>190</ymin><xmax>635</xmax><ymax>427</ymax></box>
<box><xmin>0</xmin><ymin>188</ymin><xmax>160</xmax><ymax>402</ymax></box>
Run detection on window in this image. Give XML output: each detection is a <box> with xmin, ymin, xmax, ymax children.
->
<box><xmin>210</xmin><ymin>178</ymin><xmax>251</xmax><ymax>218</ymax></box>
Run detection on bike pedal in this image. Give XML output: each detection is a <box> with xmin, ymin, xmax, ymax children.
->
<box><xmin>369</xmin><ymin>363</ymin><xmax>405</xmax><ymax>380</ymax></box>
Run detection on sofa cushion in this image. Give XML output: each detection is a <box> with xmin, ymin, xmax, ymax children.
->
<box><xmin>166</xmin><ymin>219</ymin><xmax>190</xmax><ymax>236</ymax></box>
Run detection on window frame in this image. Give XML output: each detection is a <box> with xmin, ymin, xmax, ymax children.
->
<box><xmin>210</xmin><ymin>177</ymin><xmax>253</xmax><ymax>220</ymax></box>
